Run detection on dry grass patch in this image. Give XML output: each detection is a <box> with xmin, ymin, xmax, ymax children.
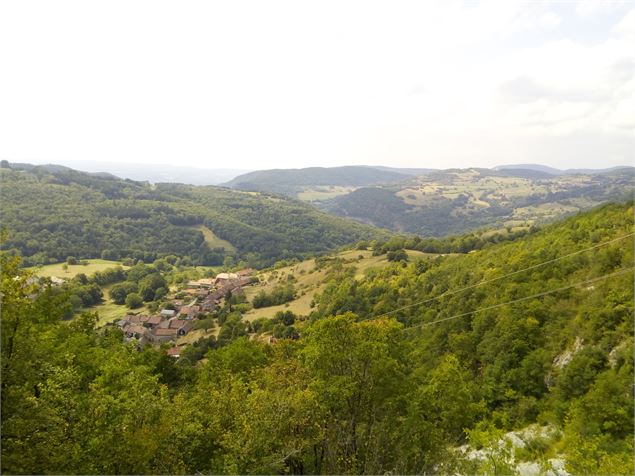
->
<box><xmin>191</xmin><ymin>225</ymin><xmax>236</xmax><ymax>252</ymax></box>
<box><xmin>29</xmin><ymin>259</ymin><xmax>128</xmax><ymax>279</ymax></box>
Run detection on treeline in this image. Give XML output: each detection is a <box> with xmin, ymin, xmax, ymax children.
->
<box><xmin>357</xmin><ymin>224</ymin><xmax>534</xmax><ymax>255</ymax></box>
<box><xmin>1</xmin><ymin>203</ymin><xmax>632</xmax><ymax>474</ymax></box>
<box><xmin>0</xmin><ymin>165</ymin><xmax>388</xmax><ymax>268</ymax></box>
<box><xmin>252</xmin><ymin>283</ymin><xmax>296</xmax><ymax>308</ymax></box>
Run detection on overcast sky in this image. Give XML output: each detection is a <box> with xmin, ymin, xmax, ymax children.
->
<box><xmin>0</xmin><ymin>0</ymin><xmax>633</xmax><ymax>170</ymax></box>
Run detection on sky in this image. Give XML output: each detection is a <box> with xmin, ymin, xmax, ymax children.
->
<box><xmin>0</xmin><ymin>0</ymin><xmax>633</xmax><ymax>171</ymax></box>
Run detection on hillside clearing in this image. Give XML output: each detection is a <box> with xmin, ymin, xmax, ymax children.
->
<box><xmin>92</xmin><ymin>284</ymin><xmax>154</xmax><ymax>327</ymax></box>
<box><xmin>297</xmin><ymin>186</ymin><xmax>358</xmax><ymax>201</ymax></box>
<box><xmin>28</xmin><ymin>259</ymin><xmax>128</xmax><ymax>279</ymax></box>
<box><xmin>190</xmin><ymin>225</ymin><xmax>237</xmax><ymax>252</ymax></box>
<box><xmin>242</xmin><ymin>248</ymin><xmax>435</xmax><ymax>321</ymax></box>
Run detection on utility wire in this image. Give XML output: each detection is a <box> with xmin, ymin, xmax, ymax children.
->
<box><xmin>401</xmin><ymin>267</ymin><xmax>634</xmax><ymax>332</ymax></box>
<box><xmin>369</xmin><ymin>232</ymin><xmax>634</xmax><ymax>321</ymax></box>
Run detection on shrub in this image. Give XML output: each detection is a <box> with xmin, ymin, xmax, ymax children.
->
<box><xmin>125</xmin><ymin>293</ymin><xmax>143</xmax><ymax>309</ymax></box>
<box><xmin>387</xmin><ymin>249</ymin><xmax>408</xmax><ymax>262</ymax></box>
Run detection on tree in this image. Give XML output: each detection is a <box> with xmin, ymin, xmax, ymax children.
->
<box><xmin>300</xmin><ymin>314</ymin><xmax>407</xmax><ymax>474</ymax></box>
<box><xmin>154</xmin><ymin>287</ymin><xmax>167</xmax><ymax>300</ymax></box>
<box><xmin>138</xmin><ymin>273</ymin><xmax>167</xmax><ymax>302</ymax></box>
<box><xmin>274</xmin><ymin>310</ymin><xmax>296</xmax><ymax>326</ymax></box>
<box><xmin>109</xmin><ymin>282</ymin><xmax>138</xmax><ymax>305</ymax></box>
<box><xmin>387</xmin><ymin>249</ymin><xmax>408</xmax><ymax>262</ymax></box>
<box><xmin>223</xmin><ymin>255</ymin><xmax>235</xmax><ymax>269</ymax></box>
<box><xmin>125</xmin><ymin>293</ymin><xmax>143</xmax><ymax>309</ymax></box>
<box><xmin>101</xmin><ymin>249</ymin><xmax>119</xmax><ymax>261</ymax></box>
<box><xmin>412</xmin><ymin>355</ymin><xmax>484</xmax><ymax>443</ymax></box>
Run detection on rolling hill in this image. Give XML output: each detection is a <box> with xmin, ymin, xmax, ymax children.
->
<box><xmin>320</xmin><ymin>167</ymin><xmax>634</xmax><ymax>236</ymax></box>
<box><xmin>493</xmin><ymin>164</ymin><xmax>634</xmax><ymax>176</ymax></box>
<box><xmin>2</xmin><ymin>160</ymin><xmax>250</xmax><ymax>185</ymax></box>
<box><xmin>224</xmin><ymin>165</ymin><xmax>436</xmax><ymax>197</ymax></box>
<box><xmin>0</xmin><ymin>163</ymin><xmax>389</xmax><ymax>267</ymax></box>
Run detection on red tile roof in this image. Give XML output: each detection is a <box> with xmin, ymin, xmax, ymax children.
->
<box><xmin>127</xmin><ymin>325</ymin><xmax>146</xmax><ymax>335</ymax></box>
<box><xmin>146</xmin><ymin>316</ymin><xmax>162</xmax><ymax>325</ymax></box>
<box><xmin>169</xmin><ymin>319</ymin><xmax>189</xmax><ymax>329</ymax></box>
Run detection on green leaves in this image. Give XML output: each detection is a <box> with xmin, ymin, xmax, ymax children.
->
<box><xmin>0</xmin><ymin>166</ymin><xmax>387</xmax><ymax>268</ymax></box>
<box><xmin>1</xmin><ymin>203</ymin><xmax>633</xmax><ymax>474</ymax></box>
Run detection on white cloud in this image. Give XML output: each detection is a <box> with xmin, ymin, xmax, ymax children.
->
<box><xmin>576</xmin><ymin>0</ymin><xmax>628</xmax><ymax>18</ymax></box>
<box><xmin>612</xmin><ymin>6</ymin><xmax>635</xmax><ymax>39</ymax></box>
<box><xmin>0</xmin><ymin>0</ymin><xmax>632</xmax><ymax>170</ymax></box>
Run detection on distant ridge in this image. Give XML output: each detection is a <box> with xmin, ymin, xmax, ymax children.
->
<box><xmin>493</xmin><ymin>163</ymin><xmax>634</xmax><ymax>176</ymax></box>
<box><xmin>5</xmin><ymin>162</ymin><xmax>121</xmax><ymax>180</ymax></box>
<box><xmin>366</xmin><ymin>165</ymin><xmax>437</xmax><ymax>176</ymax></box>
<box><xmin>224</xmin><ymin>165</ymin><xmax>423</xmax><ymax>195</ymax></box>
<box><xmin>1</xmin><ymin>160</ymin><xmax>250</xmax><ymax>185</ymax></box>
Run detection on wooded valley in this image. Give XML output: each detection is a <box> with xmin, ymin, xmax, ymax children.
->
<box><xmin>2</xmin><ymin>201</ymin><xmax>632</xmax><ymax>474</ymax></box>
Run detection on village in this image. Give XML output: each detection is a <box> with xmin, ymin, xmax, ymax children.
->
<box><xmin>115</xmin><ymin>268</ymin><xmax>255</xmax><ymax>357</ymax></box>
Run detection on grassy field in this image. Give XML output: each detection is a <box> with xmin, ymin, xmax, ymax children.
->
<box><xmin>29</xmin><ymin>259</ymin><xmax>128</xmax><ymax>279</ymax></box>
<box><xmin>242</xmin><ymin>248</ymin><xmax>433</xmax><ymax>322</ymax></box>
<box><xmin>191</xmin><ymin>225</ymin><xmax>237</xmax><ymax>252</ymax></box>
<box><xmin>93</xmin><ymin>301</ymin><xmax>130</xmax><ymax>326</ymax></box>
<box><xmin>297</xmin><ymin>186</ymin><xmax>358</xmax><ymax>201</ymax></box>
<box><xmin>177</xmin><ymin>326</ymin><xmax>220</xmax><ymax>345</ymax></box>
<box><xmin>396</xmin><ymin>173</ymin><xmax>548</xmax><ymax>207</ymax></box>
<box><xmin>91</xmin><ymin>284</ymin><xmax>156</xmax><ymax>327</ymax></box>
<box><xmin>93</xmin><ymin>301</ymin><xmax>156</xmax><ymax>327</ymax></box>
<box><xmin>395</xmin><ymin>171</ymin><xmax>605</xmax><ymax>216</ymax></box>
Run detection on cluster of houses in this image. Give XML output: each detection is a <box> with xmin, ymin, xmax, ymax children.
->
<box><xmin>116</xmin><ymin>269</ymin><xmax>256</xmax><ymax>353</ymax></box>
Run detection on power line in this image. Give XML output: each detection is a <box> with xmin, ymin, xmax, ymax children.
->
<box><xmin>402</xmin><ymin>267</ymin><xmax>634</xmax><ymax>332</ymax></box>
<box><xmin>369</xmin><ymin>232</ymin><xmax>634</xmax><ymax>321</ymax></box>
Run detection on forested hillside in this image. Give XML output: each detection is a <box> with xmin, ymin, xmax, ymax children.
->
<box><xmin>225</xmin><ymin>165</ymin><xmax>431</xmax><ymax>196</ymax></box>
<box><xmin>2</xmin><ymin>203</ymin><xmax>632</xmax><ymax>474</ymax></box>
<box><xmin>0</xmin><ymin>164</ymin><xmax>388</xmax><ymax>267</ymax></box>
<box><xmin>322</xmin><ymin>168</ymin><xmax>634</xmax><ymax>236</ymax></box>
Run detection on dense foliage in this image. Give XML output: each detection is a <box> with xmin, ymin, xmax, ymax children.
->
<box><xmin>1</xmin><ymin>204</ymin><xmax>632</xmax><ymax>474</ymax></box>
<box><xmin>0</xmin><ymin>165</ymin><xmax>388</xmax><ymax>268</ymax></box>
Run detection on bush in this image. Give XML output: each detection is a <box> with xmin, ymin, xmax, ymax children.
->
<box><xmin>252</xmin><ymin>284</ymin><xmax>295</xmax><ymax>308</ymax></box>
<box><xmin>232</xmin><ymin>303</ymin><xmax>252</xmax><ymax>313</ymax></box>
<box><xmin>356</xmin><ymin>240</ymin><xmax>369</xmax><ymax>250</ymax></box>
<box><xmin>387</xmin><ymin>249</ymin><xmax>408</xmax><ymax>262</ymax></box>
<box><xmin>193</xmin><ymin>318</ymin><xmax>215</xmax><ymax>331</ymax></box>
<box><xmin>154</xmin><ymin>287</ymin><xmax>168</xmax><ymax>301</ymax></box>
<box><xmin>125</xmin><ymin>293</ymin><xmax>143</xmax><ymax>309</ymax></box>
<box><xmin>273</xmin><ymin>310</ymin><xmax>296</xmax><ymax>326</ymax></box>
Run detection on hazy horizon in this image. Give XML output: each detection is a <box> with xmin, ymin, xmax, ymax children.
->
<box><xmin>1</xmin><ymin>1</ymin><xmax>633</xmax><ymax>170</ymax></box>
<box><xmin>5</xmin><ymin>158</ymin><xmax>633</xmax><ymax>173</ymax></box>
